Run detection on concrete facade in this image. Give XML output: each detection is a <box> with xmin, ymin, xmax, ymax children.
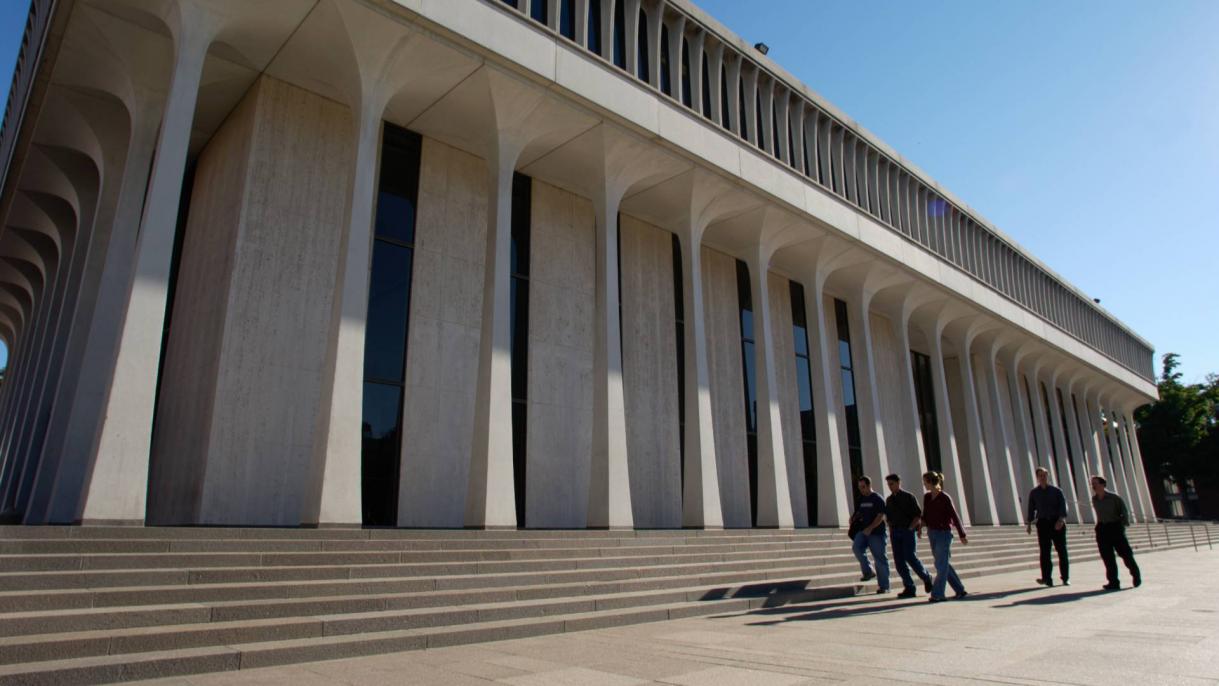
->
<box><xmin>0</xmin><ymin>0</ymin><xmax>1159</xmax><ymax>531</ymax></box>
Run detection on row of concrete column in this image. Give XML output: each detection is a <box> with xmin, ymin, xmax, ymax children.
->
<box><xmin>0</xmin><ymin>0</ymin><xmax>1157</xmax><ymax>529</ymax></box>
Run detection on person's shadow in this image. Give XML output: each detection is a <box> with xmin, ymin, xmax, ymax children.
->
<box><xmin>995</xmin><ymin>589</ymin><xmax>1111</xmax><ymax>607</ymax></box>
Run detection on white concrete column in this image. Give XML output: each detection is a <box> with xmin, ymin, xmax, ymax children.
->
<box><xmin>1026</xmin><ymin>362</ymin><xmax>1055</xmax><ymax>480</ymax></box>
<box><xmin>1095</xmin><ymin>395</ymin><xmax>1131</xmax><ymax>512</ymax></box>
<box><xmin>598</xmin><ymin>0</ymin><xmax>613</xmax><ymax>61</ymax></box>
<box><xmin>846</xmin><ymin>289</ymin><xmax>890</xmax><ymax>484</ymax></box>
<box><xmin>920</xmin><ymin>317</ymin><xmax>971</xmax><ymax>525</ymax></box>
<box><xmin>1045</xmin><ymin>375</ymin><xmax>1086</xmax><ymax>523</ymax></box>
<box><xmin>677</xmin><ymin>223</ymin><xmax>722</xmax><ymax>529</ymax></box>
<box><xmin>775</xmin><ymin>91</ymin><xmax>791</xmax><ymax>166</ymax></box>
<box><xmin>1076</xmin><ymin>389</ymin><xmax>1105</xmax><ymax>479</ymax></box>
<box><xmin>1003</xmin><ymin>351</ymin><xmax>1038</xmax><ymax>494</ymax></box>
<box><xmin>82</xmin><ymin>7</ymin><xmax>217</xmax><ymax>523</ymax></box>
<box><xmin>664</xmin><ymin>14</ymin><xmax>685</xmax><ymax>101</ymax></box>
<box><xmin>742</xmin><ymin>67</ymin><xmax>758</xmax><ymax>146</ymax></box>
<box><xmin>790</xmin><ymin>101</ymin><xmax>806</xmax><ymax>175</ymax></box>
<box><xmin>1063</xmin><ymin>383</ymin><xmax>1097</xmax><ymax>518</ymax></box>
<box><xmin>643</xmin><ymin>1</ymin><xmax>661</xmax><ymax>88</ymax></box>
<box><xmin>979</xmin><ymin>343</ymin><xmax>1022</xmax><ymax>523</ymax></box>
<box><xmin>1120</xmin><ymin>407</ymin><xmax>1156</xmax><ymax>521</ymax></box>
<box><xmin>705</xmin><ymin>40</ymin><xmax>724</xmax><ymax>126</ymax></box>
<box><xmin>1107</xmin><ymin>404</ymin><xmax>1143</xmax><ymax>522</ymax></box>
<box><xmin>622</xmin><ymin>0</ymin><xmax>641</xmax><ymax>76</ymax></box>
<box><xmin>804</xmin><ymin>269</ymin><xmax>850</xmax><ymax>527</ymax></box>
<box><xmin>587</xmin><ymin>192</ymin><xmax>633</xmax><ymax>529</ymax></box>
<box><xmin>953</xmin><ymin>328</ymin><xmax>999</xmax><ymax>525</ymax></box>
<box><xmin>891</xmin><ymin>309</ymin><xmax>927</xmax><ymax>480</ymax></box>
<box><xmin>746</xmin><ymin>246</ymin><xmax>794</xmax><ymax>529</ymax></box>
<box><xmin>574</xmin><ymin>0</ymin><xmax>590</xmax><ymax>48</ymax></box>
<box><xmin>758</xmin><ymin>79</ymin><xmax>774</xmax><ymax>155</ymax></box>
<box><xmin>687</xmin><ymin>30</ymin><xmax>705</xmax><ymax>115</ymax></box>
<box><xmin>725</xmin><ymin>56</ymin><xmax>741</xmax><ymax>137</ymax></box>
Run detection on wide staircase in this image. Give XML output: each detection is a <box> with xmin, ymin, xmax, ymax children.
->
<box><xmin>0</xmin><ymin>521</ymin><xmax>1213</xmax><ymax>684</ymax></box>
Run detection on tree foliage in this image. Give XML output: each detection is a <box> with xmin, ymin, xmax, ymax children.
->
<box><xmin>1135</xmin><ymin>354</ymin><xmax>1219</xmax><ymax>506</ymax></box>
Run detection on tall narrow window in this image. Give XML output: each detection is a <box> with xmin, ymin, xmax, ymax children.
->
<box><xmin>672</xmin><ymin>235</ymin><xmax>685</xmax><ymax>490</ymax></box>
<box><xmin>361</xmin><ymin>124</ymin><xmax>422</xmax><ymax>527</ymax></box>
<box><xmin>1023</xmin><ymin>376</ymin><xmax>1041</xmax><ymax>467</ymax></box>
<box><xmin>1040</xmin><ymin>382</ymin><xmax>1059</xmax><ymax>479</ymax></box>
<box><xmin>735</xmin><ymin>260</ymin><xmax>759</xmax><ymax>526</ymax></box>
<box><xmin>789</xmin><ymin>281</ymin><xmax>818</xmax><ymax>524</ymax></box>
<box><xmin>636</xmin><ymin>9</ymin><xmax>649</xmax><ymax>80</ymax></box>
<box><xmin>587</xmin><ymin>0</ymin><xmax>602</xmax><ymax>55</ymax></box>
<box><xmin>680</xmin><ymin>37</ymin><xmax>692</xmax><ymax>107</ymax></box>
<box><xmin>510</xmin><ymin>173</ymin><xmax>533</xmax><ymax>527</ymax></box>
<box><xmin>612</xmin><ymin>0</ymin><xmax>626</xmax><ymax>69</ymax></box>
<box><xmin>701</xmin><ymin>52</ymin><xmax>711</xmax><ymax>117</ymax></box>
<box><xmin>834</xmin><ymin>299</ymin><xmax>864</xmax><ymax>488</ymax></box>
<box><xmin>530</xmin><ymin>0</ymin><xmax>547</xmax><ymax>24</ymax></box>
<box><xmin>910</xmin><ymin>351</ymin><xmax>941</xmax><ymax>472</ymax></box>
<box><xmin>771</xmin><ymin>97</ymin><xmax>781</xmax><ymax>160</ymax></box>
<box><xmin>560</xmin><ymin>0</ymin><xmax>576</xmax><ymax>39</ymax></box>
<box><xmin>1057</xmin><ymin>388</ymin><xmax>1079</xmax><ymax>494</ymax></box>
<box><xmin>659</xmin><ymin>25</ymin><xmax>671</xmax><ymax>96</ymax></box>
<box><xmin>738</xmin><ymin>77</ymin><xmax>748</xmax><ymax>141</ymax></box>
<box><xmin>755</xmin><ymin>88</ymin><xmax>764</xmax><ymax>149</ymax></box>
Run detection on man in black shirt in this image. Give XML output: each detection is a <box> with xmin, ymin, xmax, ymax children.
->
<box><xmin>1025</xmin><ymin>466</ymin><xmax>1070</xmax><ymax>586</ymax></box>
<box><xmin>885</xmin><ymin>473</ymin><xmax>933</xmax><ymax>598</ymax></box>
<box><xmin>851</xmin><ymin>476</ymin><xmax>891</xmax><ymax>594</ymax></box>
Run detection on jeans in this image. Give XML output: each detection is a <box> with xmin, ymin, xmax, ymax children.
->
<box><xmin>852</xmin><ymin>530</ymin><xmax>890</xmax><ymax>590</ymax></box>
<box><xmin>1095</xmin><ymin>522</ymin><xmax>1140</xmax><ymax>587</ymax></box>
<box><xmin>928</xmin><ymin>529</ymin><xmax>965</xmax><ymax>599</ymax></box>
<box><xmin>1035</xmin><ymin>519</ymin><xmax>1070</xmax><ymax>582</ymax></box>
<box><xmin>890</xmin><ymin>527</ymin><xmax>931</xmax><ymax>591</ymax></box>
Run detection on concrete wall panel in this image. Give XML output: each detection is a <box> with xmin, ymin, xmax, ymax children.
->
<box><xmin>943</xmin><ymin>356</ymin><xmax>977</xmax><ymax>517</ymax></box>
<box><xmin>870</xmin><ymin>312</ymin><xmax>917</xmax><ymax>480</ymax></box>
<box><xmin>397</xmin><ymin>138</ymin><xmax>488</xmax><ymax>527</ymax></box>
<box><xmin>526</xmin><ymin>181</ymin><xmax>595</xmax><ymax>528</ymax></box>
<box><xmin>768</xmin><ymin>272</ymin><xmax>809</xmax><ymax>527</ymax></box>
<box><xmin>619</xmin><ymin>215</ymin><xmax>681</xmax><ymax>528</ymax></box>
<box><xmin>702</xmin><ymin>247</ymin><xmax>749</xmax><ymax>527</ymax></box>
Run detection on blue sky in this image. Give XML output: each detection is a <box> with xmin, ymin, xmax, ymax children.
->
<box><xmin>0</xmin><ymin>0</ymin><xmax>1214</xmax><ymax>384</ymax></box>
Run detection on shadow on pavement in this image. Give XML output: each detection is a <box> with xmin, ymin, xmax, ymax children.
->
<box><xmin>995</xmin><ymin>588</ymin><xmax>1113</xmax><ymax>607</ymax></box>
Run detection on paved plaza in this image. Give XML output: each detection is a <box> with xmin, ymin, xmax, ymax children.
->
<box><xmin>136</xmin><ymin>545</ymin><xmax>1219</xmax><ymax>686</ymax></box>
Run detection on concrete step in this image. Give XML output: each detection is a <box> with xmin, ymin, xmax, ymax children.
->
<box><xmin>0</xmin><ymin>539</ymin><xmax>1203</xmax><ymax>685</ymax></box>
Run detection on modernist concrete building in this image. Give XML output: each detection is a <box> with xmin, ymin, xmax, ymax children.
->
<box><xmin>0</xmin><ymin>0</ymin><xmax>1159</xmax><ymax>530</ymax></box>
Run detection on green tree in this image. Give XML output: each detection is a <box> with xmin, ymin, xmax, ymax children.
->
<box><xmin>1135</xmin><ymin>354</ymin><xmax>1217</xmax><ymax>516</ymax></box>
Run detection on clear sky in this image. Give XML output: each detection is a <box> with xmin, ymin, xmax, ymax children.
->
<box><xmin>0</xmin><ymin>0</ymin><xmax>1214</xmax><ymax>384</ymax></box>
<box><xmin>0</xmin><ymin>0</ymin><xmax>29</xmax><ymax>372</ymax></box>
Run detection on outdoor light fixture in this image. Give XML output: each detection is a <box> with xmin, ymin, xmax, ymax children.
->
<box><xmin>754</xmin><ymin>42</ymin><xmax>769</xmax><ymax>55</ymax></box>
<box><xmin>1093</xmin><ymin>298</ymin><xmax>1101</xmax><ymax>304</ymax></box>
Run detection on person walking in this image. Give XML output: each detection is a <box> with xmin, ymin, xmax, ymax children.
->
<box><xmin>920</xmin><ymin>471</ymin><xmax>968</xmax><ymax>603</ymax></box>
<box><xmin>1091</xmin><ymin>476</ymin><xmax>1141</xmax><ymax>590</ymax></box>
<box><xmin>1026</xmin><ymin>466</ymin><xmax>1070</xmax><ymax>587</ymax></box>
<box><xmin>884</xmin><ymin>473</ymin><xmax>933</xmax><ymax>598</ymax></box>
<box><xmin>850</xmin><ymin>476</ymin><xmax>891</xmax><ymax>594</ymax></box>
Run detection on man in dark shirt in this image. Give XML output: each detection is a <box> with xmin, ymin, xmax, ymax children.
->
<box><xmin>1091</xmin><ymin>476</ymin><xmax>1141</xmax><ymax>590</ymax></box>
<box><xmin>1025</xmin><ymin>466</ymin><xmax>1070</xmax><ymax>586</ymax></box>
<box><xmin>851</xmin><ymin>476</ymin><xmax>890</xmax><ymax>594</ymax></box>
<box><xmin>884</xmin><ymin>474</ymin><xmax>932</xmax><ymax>598</ymax></box>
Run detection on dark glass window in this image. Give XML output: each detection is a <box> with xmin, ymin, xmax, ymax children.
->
<box><xmin>789</xmin><ymin>281</ymin><xmax>818</xmax><ymax>524</ymax></box>
<box><xmin>771</xmin><ymin>97</ymin><xmax>781</xmax><ymax>160</ymax></box>
<box><xmin>560</xmin><ymin>0</ymin><xmax>576</xmax><ymax>39</ymax></box>
<box><xmin>530</xmin><ymin>0</ymin><xmax>547</xmax><ymax>24</ymax></box>
<box><xmin>636</xmin><ymin>9</ymin><xmax>649</xmax><ymax>80</ymax></box>
<box><xmin>672</xmin><ymin>235</ymin><xmax>685</xmax><ymax>490</ymax></box>
<box><xmin>659</xmin><ymin>25</ymin><xmax>671</xmax><ymax>96</ymax></box>
<box><xmin>587</xmin><ymin>0</ymin><xmax>602</xmax><ymax>55</ymax></box>
<box><xmin>1040</xmin><ymin>382</ymin><xmax>1059</xmax><ymax>479</ymax></box>
<box><xmin>701</xmin><ymin>53</ymin><xmax>711</xmax><ymax>117</ymax></box>
<box><xmin>680</xmin><ymin>38</ymin><xmax>692</xmax><ymax>107</ymax></box>
<box><xmin>361</xmin><ymin>124</ymin><xmax>422</xmax><ymax>526</ymax></box>
<box><xmin>1057</xmin><ymin>388</ymin><xmax>1079</xmax><ymax>494</ymax></box>
<box><xmin>755</xmin><ymin>88</ymin><xmax>764</xmax><ymax>148</ymax></box>
<box><xmin>738</xmin><ymin>77</ymin><xmax>748</xmax><ymax>141</ymax></box>
<box><xmin>612</xmin><ymin>0</ymin><xmax>626</xmax><ymax>69</ymax></box>
<box><xmin>911</xmin><ymin>351</ymin><xmax>941</xmax><ymax>472</ymax></box>
<box><xmin>834</xmin><ymin>299</ymin><xmax>863</xmax><ymax>487</ymax></box>
<box><xmin>735</xmin><ymin>260</ymin><xmax>759</xmax><ymax>526</ymax></box>
<box><xmin>510</xmin><ymin>173</ymin><xmax>532</xmax><ymax>527</ymax></box>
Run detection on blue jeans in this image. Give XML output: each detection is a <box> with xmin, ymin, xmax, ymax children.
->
<box><xmin>890</xmin><ymin>527</ymin><xmax>931</xmax><ymax>591</ymax></box>
<box><xmin>852</xmin><ymin>530</ymin><xmax>890</xmax><ymax>590</ymax></box>
<box><xmin>928</xmin><ymin>529</ymin><xmax>965</xmax><ymax>599</ymax></box>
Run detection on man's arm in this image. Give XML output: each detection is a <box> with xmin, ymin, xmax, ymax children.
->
<box><xmin>909</xmin><ymin>492</ymin><xmax>922</xmax><ymax>530</ymax></box>
<box><xmin>1055</xmin><ymin>488</ymin><xmax>1068</xmax><ymax>530</ymax></box>
<box><xmin>1118</xmin><ymin>495</ymin><xmax>1130</xmax><ymax>527</ymax></box>
<box><xmin>863</xmin><ymin>513</ymin><xmax>885</xmax><ymax>534</ymax></box>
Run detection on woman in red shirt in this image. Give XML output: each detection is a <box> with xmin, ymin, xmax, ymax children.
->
<box><xmin>921</xmin><ymin>471</ymin><xmax>969</xmax><ymax>603</ymax></box>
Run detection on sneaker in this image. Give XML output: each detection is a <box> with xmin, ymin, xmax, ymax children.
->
<box><xmin>1061</xmin><ymin>579</ymin><xmax>1070</xmax><ymax>586</ymax></box>
<box><xmin>928</xmin><ymin>596</ymin><xmax>947</xmax><ymax>603</ymax></box>
<box><xmin>953</xmin><ymin>590</ymin><xmax>968</xmax><ymax>599</ymax></box>
<box><xmin>897</xmin><ymin>588</ymin><xmax>917</xmax><ymax>599</ymax></box>
<box><xmin>876</xmin><ymin>588</ymin><xmax>890</xmax><ymax>594</ymax></box>
<box><xmin>860</xmin><ymin>572</ymin><xmax>876</xmax><ymax>582</ymax></box>
<box><xmin>923</xmin><ymin>577</ymin><xmax>933</xmax><ymax>594</ymax></box>
<box><xmin>1132</xmin><ymin>574</ymin><xmax>1142</xmax><ymax>588</ymax></box>
<box><xmin>1102</xmin><ymin>583</ymin><xmax>1121</xmax><ymax>591</ymax></box>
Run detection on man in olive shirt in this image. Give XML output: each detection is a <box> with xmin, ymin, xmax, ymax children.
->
<box><xmin>1091</xmin><ymin>476</ymin><xmax>1141</xmax><ymax>590</ymax></box>
<box><xmin>1026</xmin><ymin>466</ymin><xmax>1069</xmax><ymax>586</ymax></box>
<box><xmin>884</xmin><ymin>474</ymin><xmax>932</xmax><ymax>598</ymax></box>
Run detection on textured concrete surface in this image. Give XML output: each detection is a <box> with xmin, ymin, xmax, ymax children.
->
<box><xmin>132</xmin><ymin>545</ymin><xmax>1218</xmax><ymax>685</ymax></box>
<box><xmin>702</xmin><ymin>247</ymin><xmax>749</xmax><ymax>528</ymax></box>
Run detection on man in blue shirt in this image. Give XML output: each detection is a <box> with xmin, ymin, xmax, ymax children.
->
<box><xmin>851</xmin><ymin>476</ymin><xmax>890</xmax><ymax>594</ymax></box>
<box><xmin>1025</xmin><ymin>466</ymin><xmax>1070</xmax><ymax>586</ymax></box>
